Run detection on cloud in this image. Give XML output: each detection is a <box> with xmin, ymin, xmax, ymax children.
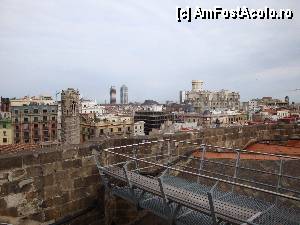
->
<box><xmin>0</xmin><ymin>0</ymin><xmax>299</xmax><ymax>103</ymax></box>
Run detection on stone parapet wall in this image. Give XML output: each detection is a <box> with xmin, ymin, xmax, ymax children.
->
<box><xmin>0</xmin><ymin>124</ymin><xmax>299</xmax><ymax>224</ymax></box>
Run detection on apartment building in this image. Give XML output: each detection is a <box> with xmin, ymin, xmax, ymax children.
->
<box><xmin>11</xmin><ymin>104</ymin><xmax>58</xmax><ymax>144</ymax></box>
<box><xmin>0</xmin><ymin>112</ymin><xmax>13</xmax><ymax>145</ymax></box>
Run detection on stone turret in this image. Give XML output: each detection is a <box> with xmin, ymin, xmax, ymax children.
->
<box><xmin>61</xmin><ymin>88</ymin><xmax>80</xmax><ymax>144</ymax></box>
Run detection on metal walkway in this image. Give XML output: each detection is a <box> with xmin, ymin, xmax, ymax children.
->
<box><xmin>91</xmin><ymin>139</ymin><xmax>300</xmax><ymax>225</ymax></box>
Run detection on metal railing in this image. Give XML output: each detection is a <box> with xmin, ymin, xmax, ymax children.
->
<box><xmin>91</xmin><ymin>138</ymin><xmax>300</xmax><ymax>202</ymax></box>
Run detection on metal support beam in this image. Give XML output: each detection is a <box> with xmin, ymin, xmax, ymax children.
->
<box><xmin>123</xmin><ymin>161</ymin><xmax>137</xmax><ymax>204</ymax></box>
<box><xmin>276</xmin><ymin>158</ymin><xmax>284</xmax><ymax>204</ymax></box>
<box><xmin>169</xmin><ymin>204</ymin><xmax>181</xmax><ymax>225</ymax></box>
<box><xmin>207</xmin><ymin>191</ymin><xmax>218</xmax><ymax>225</ymax></box>
<box><xmin>197</xmin><ymin>145</ymin><xmax>206</xmax><ymax>183</ymax></box>
<box><xmin>158</xmin><ymin>172</ymin><xmax>171</xmax><ymax>216</ymax></box>
<box><xmin>232</xmin><ymin>151</ymin><xmax>241</xmax><ymax>192</ymax></box>
<box><xmin>132</xmin><ymin>145</ymin><xmax>140</xmax><ymax>173</ymax></box>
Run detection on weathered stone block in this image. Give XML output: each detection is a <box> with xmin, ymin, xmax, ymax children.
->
<box><xmin>0</xmin><ymin>156</ymin><xmax>22</xmax><ymax>171</ymax></box>
<box><xmin>34</xmin><ymin>174</ymin><xmax>54</xmax><ymax>189</ymax></box>
<box><xmin>0</xmin><ymin>206</ymin><xmax>18</xmax><ymax>217</ymax></box>
<box><xmin>22</xmin><ymin>153</ymin><xmax>39</xmax><ymax>166</ymax></box>
<box><xmin>74</xmin><ymin>174</ymin><xmax>99</xmax><ymax>188</ymax></box>
<box><xmin>0</xmin><ymin>181</ymin><xmax>21</xmax><ymax>196</ymax></box>
<box><xmin>78</xmin><ymin>147</ymin><xmax>92</xmax><ymax>157</ymax></box>
<box><xmin>26</xmin><ymin>166</ymin><xmax>43</xmax><ymax>177</ymax></box>
<box><xmin>39</xmin><ymin>152</ymin><xmax>62</xmax><ymax>164</ymax></box>
<box><xmin>62</xmin><ymin>159</ymin><xmax>82</xmax><ymax>169</ymax></box>
<box><xmin>44</xmin><ymin>207</ymin><xmax>61</xmax><ymax>221</ymax></box>
<box><xmin>42</xmin><ymin>162</ymin><xmax>62</xmax><ymax>175</ymax></box>
<box><xmin>82</xmin><ymin>156</ymin><xmax>95</xmax><ymax>167</ymax></box>
<box><xmin>62</xmin><ymin>148</ymin><xmax>77</xmax><ymax>159</ymax></box>
<box><xmin>42</xmin><ymin>185</ymin><xmax>62</xmax><ymax>199</ymax></box>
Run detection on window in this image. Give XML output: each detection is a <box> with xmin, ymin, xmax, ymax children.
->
<box><xmin>118</xmin><ymin>128</ymin><xmax>121</xmax><ymax>132</ymax></box>
<box><xmin>43</xmin><ymin>116</ymin><xmax>47</xmax><ymax>122</ymax></box>
<box><xmin>127</xmin><ymin>127</ymin><xmax>130</xmax><ymax>131</ymax></box>
<box><xmin>3</xmin><ymin>138</ymin><xmax>7</xmax><ymax>143</ymax></box>
<box><xmin>43</xmin><ymin>109</ymin><xmax>47</xmax><ymax>114</ymax></box>
<box><xmin>14</xmin><ymin>110</ymin><xmax>18</xmax><ymax>114</ymax></box>
<box><xmin>33</xmin><ymin>109</ymin><xmax>39</xmax><ymax>114</ymax></box>
<box><xmin>110</xmin><ymin>128</ymin><xmax>113</xmax><ymax>132</ymax></box>
<box><xmin>24</xmin><ymin>117</ymin><xmax>29</xmax><ymax>123</ymax></box>
<box><xmin>52</xmin><ymin>116</ymin><xmax>55</xmax><ymax>121</ymax></box>
<box><xmin>24</xmin><ymin>131</ymin><xmax>29</xmax><ymax>138</ymax></box>
<box><xmin>24</xmin><ymin>109</ymin><xmax>28</xmax><ymax>114</ymax></box>
<box><xmin>52</xmin><ymin>124</ymin><xmax>56</xmax><ymax>128</ymax></box>
<box><xmin>3</xmin><ymin>124</ymin><xmax>6</xmax><ymax>129</ymax></box>
<box><xmin>100</xmin><ymin>129</ymin><xmax>104</xmax><ymax>134</ymax></box>
<box><xmin>34</xmin><ymin>117</ymin><xmax>38</xmax><ymax>122</ymax></box>
<box><xmin>34</xmin><ymin>124</ymin><xmax>38</xmax><ymax>128</ymax></box>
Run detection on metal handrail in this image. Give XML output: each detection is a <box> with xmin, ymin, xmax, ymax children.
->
<box><xmin>92</xmin><ymin>147</ymin><xmax>300</xmax><ymax>202</ymax></box>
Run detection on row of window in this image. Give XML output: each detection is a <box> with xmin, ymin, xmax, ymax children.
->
<box><xmin>14</xmin><ymin>116</ymin><xmax>56</xmax><ymax>123</ymax></box>
<box><xmin>15</xmin><ymin>130</ymin><xmax>56</xmax><ymax>138</ymax></box>
<box><xmin>15</xmin><ymin>123</ymin><xmax>56</xmax><ymax>130</ymax></box>
<box><xmin>15</xmin><ymin>136</ymin><xmax>55</xmax><ymax>144</ymax></box>
<box><xmin>14</xmin><ymin>108</ymin><xmax>57</xmax><ymax>114</ymax></box>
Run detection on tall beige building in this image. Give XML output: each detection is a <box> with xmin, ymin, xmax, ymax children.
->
<box><xmin>61</xmin><ymin>88</ymin><xmax>80</xmax><ymax>144</ymax></box>
<box><xmin>185</xmin><ymin>81</ymin><xmax>240</xmax><ymax>112</ymax></box>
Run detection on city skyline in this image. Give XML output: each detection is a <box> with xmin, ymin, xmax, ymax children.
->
<box><xmin>0</xmin><ymin>0</ymin><xmax>299</xmax><ymax>103</ymax></box>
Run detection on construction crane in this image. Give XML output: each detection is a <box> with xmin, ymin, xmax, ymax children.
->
<box><xmin>55</xmin><ymin>91</ymin><xmax>61</xmax><ymax>102</ymax></box>
<box><xmin>288</xmin><ymin>88</ymin><xmax>300</xmax><ymax>92</ymax></box>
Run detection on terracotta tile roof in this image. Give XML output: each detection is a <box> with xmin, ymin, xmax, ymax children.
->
<box><xmin>193</xmin><ymin>152</ymin><xmax>279</xmax><ymax>160</ymax></box>
<box><xmin>246</xmin><ymin>143</ymin><xmax>300</xmax><ymax>156</ymax></box>
<box><xmin>0</xmin><ymin>143</ymin><xmax>39</xmax><ymax>154</ymax></box>
<box><xmin>193</xmin><ymin>141</ymin><xmax>300</xmax><ymax>160</ymax></box>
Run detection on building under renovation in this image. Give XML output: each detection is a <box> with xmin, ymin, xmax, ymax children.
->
<box><xmin>110</xmin><ymin>86</ymin><xmax>116</xmax><ymax>104</ymax></box>
<box><xmin>181</xmin><ymin>80</ymin><xmax>240</xmax><ymax>113</ymax></box>
<box><xmin>120</xmin><ymin>85</ymin><xmax>128</xmax><ymax>104</ymax></box>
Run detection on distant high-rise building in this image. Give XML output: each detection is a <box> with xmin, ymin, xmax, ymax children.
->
<box><xmin>179</xmin><ymin>91</ymin><xmax>186</xmax><ymax>104</ymax></box>
<box><xmin>120</xmin><ymin>85</ymin><xmax>128</xmax><ymax>104</ymax></box>
<box><xmin>110</xmin><ymin>86</ymin><xmax>116</xmax><ymax>104</ymax></box>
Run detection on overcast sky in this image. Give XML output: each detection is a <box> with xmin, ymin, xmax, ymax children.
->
<box><xmin>0</xmin><ymin>0</ymin><xmax>299</xmax><ymax>103</ymax></box>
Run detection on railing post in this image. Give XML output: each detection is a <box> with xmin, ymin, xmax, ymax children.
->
<box><xmin>276</xmin><ymin>158</ymin><xmax>284</xmax><ymax>204</ymax></box>
<box><xmin>158</xmin><ymin>169</ymin><xmax>171</xmax><ymax>217</ymax></box>
<box><xmin>132</xmin><ymin>144</ymin><xmax>139</xmax><ymax>173</ymax></box>
<box><xmin>167</xmin><ymin>139</ymin><xmax>171</xmax><ymax>166</ymax></box>
<box><xmin>207</xmin><ymin>191</ymin><xmax>218</xmax><ymax>225</ymax></box>
<box><xmin>123</xmin><ymin>161</ymin><xmax>137</xmax><ymax>204</ymax></box>
<box><xmin>197</xmin><ymin>145</ymin><xmax>206</xmax><ymax>183</ymax></box>
<box><xmin>232</xmin><ymin>151</ymin><xmax>241</xmax><ymax>192</ymax></box>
